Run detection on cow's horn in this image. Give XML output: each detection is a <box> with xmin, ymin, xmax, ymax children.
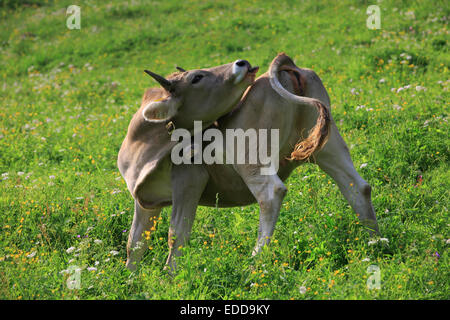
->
<box><xmin>176</xmin><ymin>66</ymin><xmax>186</xmax><ymax>72</ymax></box>
<box><xmin>144</xmin><ymin>70</ymin><xmax>172</xmax><ymax>91</ymax></box>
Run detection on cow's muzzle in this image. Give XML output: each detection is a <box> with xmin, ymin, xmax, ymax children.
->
<box><xmin>232</xmin><ymin>60</ymin><xmax>259</xmax><ymax>84</ymax></box>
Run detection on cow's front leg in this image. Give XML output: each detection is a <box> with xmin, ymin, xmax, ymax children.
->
<box><xmin>236</xmin><ymin>166</ymin><xmax>287</xmax><ymax>255</ymax></box>
<box><xmin>316</xmin><ymin>122</ymin><xmax>380</xmax><ymax>234</ymax></box>
<box><xmin>126</xmin><ymin>201</ymin><xmax>161</xmax><ymax>271</ymax></box>
<box><xmin>165</xmin><ymin>163</ymin><xmax>209</xmax><ymax>271</ymax></box>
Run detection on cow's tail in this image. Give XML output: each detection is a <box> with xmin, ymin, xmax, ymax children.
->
<box><xmin>268</xmin><ymin>53</ymin><xmax>331</xmax><ymax>161</ymax></box>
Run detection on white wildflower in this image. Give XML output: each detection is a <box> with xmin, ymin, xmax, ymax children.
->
<box><xmin>368</xmin><ymin>237</ymin><xmax>389</xmax><ymax>246</ymax></box>
<box><xmin>66</xmin><ymin>246</ymin><xmax>76</xmax><ymax>254</ymax></box>
<box><xmin>415</xmin><ymin>85</ymin><xmax>426</xmax><ymax>91</ymax></box>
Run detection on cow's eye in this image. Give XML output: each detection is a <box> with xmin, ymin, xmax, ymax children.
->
<box><xmin>191</xmin><ymin>74</ymin><xmax>204</xmax><ymax>84</ymax></box>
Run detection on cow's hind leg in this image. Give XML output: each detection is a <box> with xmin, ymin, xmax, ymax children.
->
<box><xmin>316</xmin><ymin>123</ymin><xmax>379</xmax><ymax>234</ymax></box>
<box><xmin>165</xmin><ymin>164</ymin><xmax>209</xmax><ymax>272</ymax></box>
<box><xmin>236</xmin><ymin>167</ymin><xmax>287</xmax><ymax>255</ymax></box>
<box><xmin>126</xmin><ymin>201</ymin><xmax>161</xmax><ymax>271</ymax></box>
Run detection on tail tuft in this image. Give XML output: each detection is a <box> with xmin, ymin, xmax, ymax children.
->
<box><xmin>288</xmin><ymin>100</ymin><xmax>330</xmax><ymax>161</ymax></box>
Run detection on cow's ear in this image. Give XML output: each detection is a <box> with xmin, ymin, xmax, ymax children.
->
<box><xmin>142</xmin><ymin>96</ymin><xmax>181</xmax><ymax>123</ymax></box>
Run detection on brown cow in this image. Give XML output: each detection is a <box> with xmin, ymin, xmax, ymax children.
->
<box><xmin>118</xmin><ymin>53</ymin><xmax>379</xmax><ymax>271</ymax></box>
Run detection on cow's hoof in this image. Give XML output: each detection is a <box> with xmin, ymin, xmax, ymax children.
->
<box><xmin>360</xmin><ymin>219</ymin><xmax>380</xmax><ymax>236</ymax></box>
<box><xmin>126</xmin><ymin>260</ymin><xmax>137</xmax><ymax>272</ymax></box>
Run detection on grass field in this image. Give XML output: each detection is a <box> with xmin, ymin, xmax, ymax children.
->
<box><xmin>0</xmin><ymin>0</ymin><xmax>448</xmax><ymax>300</ymax></box>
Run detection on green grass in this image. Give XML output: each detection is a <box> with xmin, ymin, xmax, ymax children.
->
<box><xmin>0</xmin><ymin>0</ymin><xmax>449</xmax><ymax>300</ymax></box>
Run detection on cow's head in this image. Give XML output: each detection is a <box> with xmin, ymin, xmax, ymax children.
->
<box><xmin>142</xmin><ymin>60</ymin><xmax>258</xmax><ymax>128</ymax></box>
